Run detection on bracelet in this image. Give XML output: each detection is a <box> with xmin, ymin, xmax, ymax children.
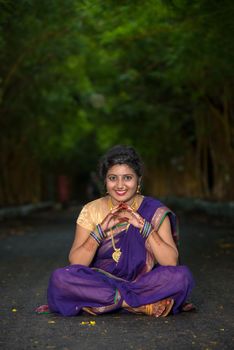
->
<box><xmin>140</xmin><ymin>219</ymin><xmax>153</xmax><ymax>239</ymax></box>
<box><xmin>96</xmin><ymin>224</ymin><xmax>107</xmax><ymax>240</ymax></box>
<box><xmin>90</xmin><ymin>231</ymin><xmax>101</xmax><ymax>245</ymax></box>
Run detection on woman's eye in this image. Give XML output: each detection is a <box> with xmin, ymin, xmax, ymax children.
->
<box><xmin>124</xmin><ymin>175</ymin><xmax>133</xmax><ymax>181</ymax></box>
<box><xmin>108</xmin><ymin>176</ymin><xmax>116</xmax><ymax>181</ymax></box>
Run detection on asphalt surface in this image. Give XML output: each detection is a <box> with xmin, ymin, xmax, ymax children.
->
<box><xmin>0</xmin><ymin>206</ymin><xmax>233</xmax><ymax>350</ymax></box>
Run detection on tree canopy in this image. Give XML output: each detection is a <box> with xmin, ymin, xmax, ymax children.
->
<box><xmin>0</xmin><ymin>0</ymin><xmax>233</xmax><ymax>204</ymax></box>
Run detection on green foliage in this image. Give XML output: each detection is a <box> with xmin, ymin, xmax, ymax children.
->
<box><xmin>0</xmin><ymin>0</ymin><xmax>233</xmax><ymax>203</ymax></box>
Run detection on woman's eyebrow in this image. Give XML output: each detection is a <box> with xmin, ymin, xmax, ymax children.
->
<box><xmin>107</xmin><ymin>173</ymin><xmax>134</xmax><ymax>176</ymax></box>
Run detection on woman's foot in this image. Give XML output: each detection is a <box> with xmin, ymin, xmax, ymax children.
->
<box><xmin>182</xmin><ymin>302</ymin><xmax>196</xmax><ymax>312</ymax></box>
<box><xmin>82</xmin><ymin>307</ymin><xmax>98</xmax><ymax>316</ymax></box>
<box><xmin>124</xmin><ymin>298</ymin><xmax>174</xmax><ymax>318</ymax></box>
<box><xmin>35</xmin><ymin>304</ymin><xmax>50</xmax><ymax>314</ymax></box>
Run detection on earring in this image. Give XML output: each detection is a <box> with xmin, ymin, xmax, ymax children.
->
<box><xmin>104</xmin><ymin>181</ymin><xmax>108</xmax><ymax>195</ymax></box>
<box><xmin>136</xmin><ymin>184</ymin><xmax>141</xmax><ymax>194</ymax></box>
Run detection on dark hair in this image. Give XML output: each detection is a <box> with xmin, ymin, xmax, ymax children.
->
<box><xmin>99</xmin><ymin>145</ymin><xmax>144</xmax><ymax>180</ymax></box>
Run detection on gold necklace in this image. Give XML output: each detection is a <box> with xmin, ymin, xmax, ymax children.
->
<box><xmin>108</xmin><ymin>195</ymin><xmax>138</xmax><ymax>211</ymax></box>
<box><xmin>111</xmin><ymin>229</ymin><xmax>122</xmax><ymax>263</ymax></box>
<box><xmin>108</xmin><ymin>195</ymin><xmax>138</xmax><ymax>263</ymax></box>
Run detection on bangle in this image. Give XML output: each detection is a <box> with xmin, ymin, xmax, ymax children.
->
<box><xmin>140</xmin><ymin>219</ymin><xmax>153</xmax><ymax>239</ymax></box>
<box><xmin>90</xmin><ymin>231</ymin><xmax>101</xmax><ymax>245</ymax></box>
<box><xmin>96</xmin><ymin>224</ymin><xmax>107</xmax><ymax>240</ymax></box>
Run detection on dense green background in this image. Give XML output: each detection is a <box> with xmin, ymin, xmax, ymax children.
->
<box><xmin>0</xmin><ymin>0</ymin><xmax>233</xmax><ymax>205</ymax></box>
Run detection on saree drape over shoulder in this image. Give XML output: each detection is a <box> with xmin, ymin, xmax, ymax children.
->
<box><xmin>47</xmin><ymin>196</ymin><xmax>195</xmax><ymax>316</ymax></box>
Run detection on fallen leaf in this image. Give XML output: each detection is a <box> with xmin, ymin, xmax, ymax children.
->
<box><xmin>80</xmin><ymin>320</ymin><xmax>96</xmax><ymax>326</ymax></box>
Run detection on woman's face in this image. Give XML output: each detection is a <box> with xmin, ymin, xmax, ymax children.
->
<box><xmin>106</xmin><ymin>164</ymin><xmax>139</xmax><ymax>205</ymax></box>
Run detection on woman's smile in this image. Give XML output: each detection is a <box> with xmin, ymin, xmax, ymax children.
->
<box><xmin>115</xmin><ymin>190</ymin><xmax>127</xmax><ymax>196</ymax></box>
<box><xmin>106</xmin><ymin>164</ymin><xmax>138</xmax><ymax>205</ymax></box>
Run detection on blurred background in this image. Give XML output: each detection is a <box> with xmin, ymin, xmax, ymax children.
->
<box><xmin>0</xmin><ymin>0</ymin><xmax>233</xmax><ymax>208</ymax></box>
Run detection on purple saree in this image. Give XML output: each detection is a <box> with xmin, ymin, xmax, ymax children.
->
<box><xmin>47</xmin><ymin>197</ymin><xmax>194</xmax><ymax>316</ymax></box>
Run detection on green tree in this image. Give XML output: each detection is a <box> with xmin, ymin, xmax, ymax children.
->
<box><xmin>0</xmin><ymin>0</ymin><xmax>233</xmax><ymax>204</ymax></box>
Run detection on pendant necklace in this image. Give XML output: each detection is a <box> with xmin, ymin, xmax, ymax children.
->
<box><xmin>108</xmin><ymin>195</ymin><xmax>138</xmax><ymax>263</ymax></box>
<box><xmin>111</xmin><ymin>229</ymin><xmax>122</xmax><ymax>263</ymax></box>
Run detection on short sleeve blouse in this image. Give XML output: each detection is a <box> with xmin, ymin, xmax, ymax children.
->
<box><xmin>76</xmin><ymin>197</ymin><xmax>108</xmax><ymax>231</ymax></box>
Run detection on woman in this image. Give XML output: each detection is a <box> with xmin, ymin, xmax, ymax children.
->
<box><xmin>47</xmin><ymin>145</ymin><xmax>195</xmax><ymax>317</ymax></box>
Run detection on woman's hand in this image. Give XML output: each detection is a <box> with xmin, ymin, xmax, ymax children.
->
<box><xmin>100</xmin><ymin>206</ymin><xmax>127</xmax><ymax>233</ymax></box>
<box><xmin>100</xmin><ymin>202</ymin><xmax>145</xmax><ymax>236</ymax></box>
<box><xmin>113</xmin><ymin>203</ymin><xmax>145</xmax><ymax>230</ymax></box>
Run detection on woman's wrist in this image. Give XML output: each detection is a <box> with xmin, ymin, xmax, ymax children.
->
<box><xmin>90</xmin><ymin>231</ymin><xmax>101</xmax><ymax>245</ymax></box>
<box><xmin>89</xmin><ymin>224</ymin><xmax>107</xmax><ymax>246</ymax></box>
<box><xmin>96</xmin><ymin>224</ymin><xmax>107</xmax><ymax>240</ymax></box>
<box><xmin>140</xmin><ymin>219</ymin><xmax>153</xmax><ymax>239</ymax></box>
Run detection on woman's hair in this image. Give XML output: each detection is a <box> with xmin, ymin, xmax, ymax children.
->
<box><xmin>99</xmin><ymin>145</ymin><xmax>144</xmax><ymax>180</ymax></box>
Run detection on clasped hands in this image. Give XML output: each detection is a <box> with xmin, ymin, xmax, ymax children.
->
<box><xmin>100</xmin><ymin>202</ymin><xmax>144</xmax><ymax>237</ymax></box>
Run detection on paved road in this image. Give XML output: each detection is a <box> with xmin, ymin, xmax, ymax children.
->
<box><xmin>0</xmin><ymin>206</ymin><xmax>233</xmax><ymax>350</ymax></box>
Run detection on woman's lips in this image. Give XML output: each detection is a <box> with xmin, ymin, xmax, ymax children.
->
<box><xmin>115</xmin><ymin>190</ymin><xmax>127</xmax><ymax>196</ymax></box>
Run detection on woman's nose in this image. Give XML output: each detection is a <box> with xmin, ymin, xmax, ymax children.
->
<box><xmin>116</xmin><ymin>178</ymin><xmax>124</xmax><ymax>188</ymax></box>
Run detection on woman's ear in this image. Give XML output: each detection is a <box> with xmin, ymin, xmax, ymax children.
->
<box><xmin>137</xmin><ymin>177</ymin><xmax>142</xmax><ymax>194</ymax></box>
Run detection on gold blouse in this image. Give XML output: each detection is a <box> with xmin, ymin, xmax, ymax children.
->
<box><xmin>76</xmin><ymin>195</ymin><xmax>144</xmax><ymax>232</ymax></box>
<box><xmin>76</xmin><ymin>197</ymin><xmax>109</xmax><ymax>231</ymax></box>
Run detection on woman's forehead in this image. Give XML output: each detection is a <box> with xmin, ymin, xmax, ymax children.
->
<box><xmin>106</xmin><ymin>164</ymin><xmax>136</xmax><ymax>175</ymax></box>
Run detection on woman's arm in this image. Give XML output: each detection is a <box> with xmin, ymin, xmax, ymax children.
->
<box><xmin>69</xmin><ymin>224</ymin><xmax>99</xmax><ymax>266</ymax></box>
<box><xmin>115</xmin><ymin>205</ymin><xmax>178</xmax><ymax>266</ymax></box>
<box><xmin>69</xmin><ymin>208</ymin><xmax>122</xmax><ymax>265</ymax></box>
<box><xmin>147</xmin><ymin>216</ymin><xmax>178</xmax><ymax>266</ymax></box>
